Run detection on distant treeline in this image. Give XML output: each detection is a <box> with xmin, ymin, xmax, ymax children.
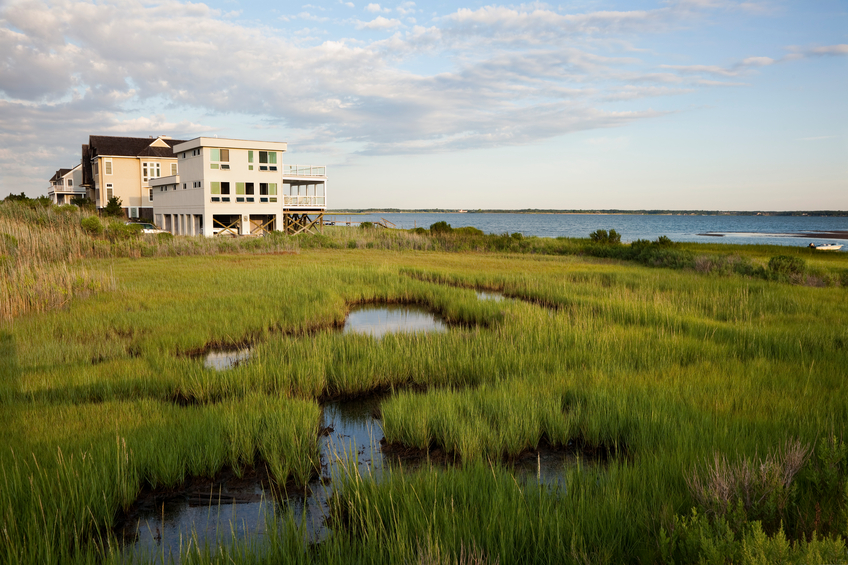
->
<box><xmin>330</xmin><ymin>208</ymin><xmax>848</xmax><ymax>216</ymax></box>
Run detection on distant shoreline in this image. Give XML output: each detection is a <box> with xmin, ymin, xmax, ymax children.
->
<box><xmin>329</xmin><ymin>209</ymin><xmax>848</xmax><ymax>217</ymax></box>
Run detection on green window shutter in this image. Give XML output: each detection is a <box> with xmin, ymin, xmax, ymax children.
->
<box><xmin>269</xmin><ymin>183</ymin><xmax>277</xmax><ymax>195</ymax></box>
<box><xmin>269</xmin><ymin>152</ymin><xmax>277</xmax><ymax>164</ymax></box>
<box><xmin>211</xmin><ymin>182</ymin><xmax>220</xmax><ymax>195</ymax></box>
<box><xmin>248</xmin><ymin>151</ymin><xmax>253</xmax><ymax>163</ymax></box>
<box><xmin>236</xmin><ymin>182</ymin><xmax>245</xmax><ymax>195</ymax></box>
<box><xmin>211</xmin><ymin>148</ymin><xmax>220</xmax><ymax>162</ymax></box>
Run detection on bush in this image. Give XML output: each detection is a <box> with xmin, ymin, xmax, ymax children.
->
<box><xmin>454</xmin><ymin>226</ymin><xmax>484</xmax><ymax>236</ymax></box>
<box><xmin>410</xmin><ymin>227</ymin><xmax>428</xmax><ymax>235</ymax></box>
<box><xmin>589</xmin><ymin>229</ymin><xmax>621</xmax><ymax>244</ymax></box>
<box><xmin>769</xmin><ymin>256</ymin><xmax>806</xmax><ymax>277</ymax></box>
<box><xmin>80</xmin><ymin>216</ymin><xmax>103</xmax><ymax>236</ymax></box>
<box><xmin>359</xmin><ymin>221</ymin><xmax>374</xmax><ymax>230</ymax></box>
<box><xmin>104</xmin><ymin>222</ymin><xmax>142</xmax><ymax>241</ymax></box>
<box><xmin>430</xmin><ymin>221</ymin><xmax>453</xmax><ymax>234</ymax></box>
<box><xmin>156</xmin><ymin>232</ymin><xmax>174</xmax><ymax>243</ymax></box>
<box><xmin>103</xmin><ymin>196</ymin><xmax>124</xmax><ymax>217</ymax></box>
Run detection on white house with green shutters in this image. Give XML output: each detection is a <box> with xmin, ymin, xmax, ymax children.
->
<box><xmin>149</xmin><ymin>137</ymin><xmax>327</xmax><ymax>236</ymax></box>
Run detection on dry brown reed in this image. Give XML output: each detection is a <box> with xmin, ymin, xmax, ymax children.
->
<box><xmin>687</xmin><ymin>439</ymin><xmax>809</xmax><ymax>520</ymax></box>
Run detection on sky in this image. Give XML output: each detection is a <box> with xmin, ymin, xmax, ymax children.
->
<box><xmin>0</xmin><ymin>0</ymin><xmax>846</xmax><ymax>210</ymax></box>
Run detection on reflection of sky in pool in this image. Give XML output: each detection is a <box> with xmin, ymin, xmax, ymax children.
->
<box><xmin>122</xmin><ymin>394</ymin><xmax>576</xmax><ymax>563</ymax></box>
<box><xmin>204</xmin><ymin>348</ymin><xmax>251</xmax><ymax>370</ymax></box>
<box><xmin>343</xmin><ymin>304</ymin><xmax>448</xmax><ymax>338</ymax></box>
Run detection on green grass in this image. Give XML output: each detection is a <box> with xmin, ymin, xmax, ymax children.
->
<box><xmin>1</xmin><ymin>238</ymin><xmax>847</xmax><ymax>563</ymax></box>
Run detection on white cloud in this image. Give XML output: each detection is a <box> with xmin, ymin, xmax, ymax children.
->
<box><xmin>365</xmin><ymin>3</ymin><xmax>390</xmax><ymax>13</ymax></box>
<box><xmin>397</xmin><ymin>1</ymin><xmax>416</xmax><ymax>16</ymax></box>
<box><xmin>355</xmin><ymin>16</ymin><xmax>402</xmax><ymax>30</ymax></box>
<box><xmin>0</xmin><ymin>0</ymin><xmax>843</xmax><ymax>197</ymax></box>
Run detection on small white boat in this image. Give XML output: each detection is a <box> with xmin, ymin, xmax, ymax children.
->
<box><xmin>809</xmin><ymin>243</ymin><xmax>843</xmax><ymax>251</ymax></box>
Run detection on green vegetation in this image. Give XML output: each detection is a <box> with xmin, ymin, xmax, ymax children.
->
<box><xmin>1</xmin><ymin>200</ymin><xmax>847</xmax><ymax>564</ymax></box>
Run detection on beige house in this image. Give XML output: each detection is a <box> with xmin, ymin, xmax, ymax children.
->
<box><xmin>47</xmin><ymin>165</ymin><xmax>84</xmax><ymax>205</ymax></box>
<box><xmin>80</xmin><ymin>135</ymin><xmax>186</xmax><ymax>220</ymax></box>
<box><xmin>150</xmin><ymin>137</ymin><xmax>327</xmax><ymax>236</ymax></box>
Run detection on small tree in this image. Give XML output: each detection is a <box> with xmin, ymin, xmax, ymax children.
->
<box><xmin>103</xmin><ymin>196</ymin><xmax>124</xmax><ymax>217</ymax></box>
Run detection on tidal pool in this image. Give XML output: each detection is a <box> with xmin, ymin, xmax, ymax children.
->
<box><xmin>121</xmin><ymin>394</ymin><xmax>573</xmax><ymax>561</ymax></box>
<box><xmin>204</xmin><ymin>347</ymin><xmax>251</xmax><ymax>370</ymax></box>
<box><xmin>343</xmin><ymin>304</ymin><xmax>448</xmax><ymax>338</ymax></box>
<box><xmin>476</xmin><ymin>290</ymin><xmax>506</xmax><ymax>301</ymax></box>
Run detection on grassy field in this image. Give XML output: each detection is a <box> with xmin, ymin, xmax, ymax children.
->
<box><xmin>1</xmin><ymin>202</ymin><xmax>847</xmax><ymax>564</ymax></box>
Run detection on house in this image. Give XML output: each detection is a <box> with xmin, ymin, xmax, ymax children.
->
<box><xmin>149</xmin><ymin>137</ymin><xmax>327</xmax><ymax>236</ymax></box>
<box><xmin>80</xmin><ymin>135</ymin><xmax>186</xmax><ymax>220</ymax></box>
<box><xmin>47</xmin><ymin>165</ymin><xmax>84</xmax><ymax>205</ymax></box>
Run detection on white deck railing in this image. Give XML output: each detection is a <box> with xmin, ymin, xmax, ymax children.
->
<box><xmin>283</xmin><ymin>165</ymin><xmax>326</xmax><ymax>177</ymax></box>
<box><xmin>284</xmin><ymin>196</ymin><xmax>326</xmax><ymax>207</ymax></box>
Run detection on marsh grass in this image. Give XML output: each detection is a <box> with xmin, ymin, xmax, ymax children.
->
<box><xmin>1</xmin><ymin>241</ymin><xmax>847</xmax><ymax>563</ymax></box>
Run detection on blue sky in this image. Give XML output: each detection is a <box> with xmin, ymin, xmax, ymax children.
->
<box><xmin>1</xmin><ymin>0</ymin><xmax>845</xmax><ymax>209</ymax></box>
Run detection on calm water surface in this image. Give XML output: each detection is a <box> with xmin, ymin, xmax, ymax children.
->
<box><xmin>344</xmin><ymin>213</ymin><xmax>847</xmax><ymax>249</ymax></box>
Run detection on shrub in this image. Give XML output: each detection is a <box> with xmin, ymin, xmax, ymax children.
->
<box><xmin>360</xmin><ymin>221</ymin><xmax>374</xmax><ymax>229</ymax></box>
<box><xmin>410</xmin><ymin>227</ymin><xmax>428</xmax><ymax>235</ymax></box>
<box><xmin>80</xmin><ymin>216</ymin><xmax>103</xmax><ymax>236</ymax></box>
<box><xmin>687</xmin><ymin>439</ymin><xmax>809</xmax><ymax>532</ymax></box>
<box><xmin>589</xmin><ymin>229</ymin><xmax>621</xmax><ymax>244</ymax></box>
<box><xmin>156</xmin><ymin>232</ymin><xmax>174</xmax><ymax>243</ymax></box>
<box><xmin>105</xmin><ymin>222</ymin><xmax>142</xmax><ymax>241</ymax></box>
<box><xmin>430</xmin><ymin>221</ymin><xmax>453</xmax><ymax>234</ymax></box>
<box><xmin>768</xmin><ymin>256</ymin><xmax>806</xmax><ymax>277</ymax></box>
<box><xmin>103</xmin><ymin>196</ymin><xmax>124</xmax><ymax>217</ymax></box>
<box><xmin>455</xmin><ymin>226</ymin><xmax>484</xmax><ymax>236</ymax></box>
<box><xmin>0</xmin><ymin>233</ymin><xmax>18</xmax><ymax>256</ymax></box>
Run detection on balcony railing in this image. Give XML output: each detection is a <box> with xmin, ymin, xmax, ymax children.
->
<box><xmin>283</xmin><ymin>165</ymin><xmax>326</xmax><ymax>177</ymax></box>
<box><xmin>284</xmin><ymin>196</ymin><xmax>326</xmax><ymax>207</ymax></box>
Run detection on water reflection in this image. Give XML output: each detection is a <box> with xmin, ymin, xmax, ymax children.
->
<box><xmin>204</xmin><ymin>348</ymin><xmax>251</xmax><ymax>370</ymax></box>
<box><xmin>343</xmin><ymin>304</ymin><xmax>447</xmax><ymax>337</ymax></box>
<box><xmin>476</xmin><ymin>291</ymin><xmax>505</xmax><ymax>302</ymax></box>
<box><xmin>121</xmin><ymin>395</ymin><xmax>574</xmax><ymax>562</ymax></box>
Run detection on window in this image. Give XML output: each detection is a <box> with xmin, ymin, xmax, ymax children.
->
<box><xmin>259</xmin><ymin>151</ymin><xmax>277</xmax><ymax>171</ymax></box>
<box><xmin>269</xmin><ymin>183</ymin><xmax>277</xmax><ymax>196</ymax></box>
<box><xmin>248</xmin><ymin>150</ymin><xmax>254</xmax><ymax>171</ymax></box>
<box><xmin>211</xmin><ymin>182</ymin><xmax>220</xmax><ymax>195</ymax></box>
<box><xmin>182</xmin><ymin>152</ymin><xmax>186</xmax><ymax>159</ymax></box>
<box><xmin>183</xmin><ymin>183</ymin><xmax>186</xmax><ymax>189</ymax></box>
<box><xmin>142</xmin><ymin>162</ymin><xmax>161</xmax><ymax>183</ymax></box>
<box><xmin>260</xmin><ymin>183</ymin><xmax>268</xmax><ymax>196</ymax></box>
<box><xmin>149</xmin><ymin>189</ymin><xmax>153</xmax><ymax>202</ymax></box>
<box><xmin>129</xmin><ymin>207</ymin><xmax>139</xmax><ymax>219</ymax></box>
<box><xmin>67</xmin><ymin>179</ymin><xmax>73</xmax><ymax>187</ymax></box>
<box><xmin>106</xmin><ymin>184</ymin><xmax>113</xmax><ymax>200</ymax></box>
<box><xmin>211</xmin><ymin>148</ymin><xmax>230</xmax><ymax>170</ymax></box>
<box><xmin>221</xmin><ymin>182</ymin><xmax>230</xmax><ymax>195</ymax></box>
<box><xmin>171</xmin><ymin>163</ymin><xmax>178</xmax><ymax>176</ymax></box>
<box><xmin>245</xmin><ymin>182</ymin><xmax>254</xmax><ymax>195</ymax></box>
<box><xmin>236</xmin><ymin>182</ymin><xmax>245</xmax><ymax>195</ymax></box>
<box><xmin>105</xmin><ymin>160</ymin><xmax>112</xmax><ymax>175</ymax></box>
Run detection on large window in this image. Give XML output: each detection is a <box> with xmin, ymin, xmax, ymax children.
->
<box><xmin>259</xmin><ymin>151</ymin><xmax>277</xmax><ymax>171</ymax></box>
<box><xmin>171</xmin><ymin>163</ymin><xmax>178</xmax><ymax>176</ymax></box>
<box><xmin>210</xmin><ymin>149</ymin><xmax>230</xmax><ymax>170</ymax></box>
<box><xmin>104</xmin><ymin>160</ymin><xmax>112</xmax><ymax>175</ymax></box>
<box><xmin>142</xmin><ymin>162</ymin><xmax>160</xmax><ymax>183</ymax></box>
<box><xmin>106</xmin><ymin>184</ymin><xmax>113</xmax><ymax>200</ymax></box>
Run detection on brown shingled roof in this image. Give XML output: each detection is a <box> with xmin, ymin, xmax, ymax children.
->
<box><xmin>49</xmin><ymin>168</ymin><xmax>72</xmax><ymax>183</ymax></box>
<box><xmin>88</xmin><ymin>135</ymin><xmax>188</xmax><ymax>159</ymax></box>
